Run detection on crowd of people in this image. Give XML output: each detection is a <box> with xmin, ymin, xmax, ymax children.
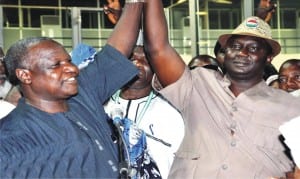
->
<box><xmin>0</xmin><ymin>0</ymin><xmax>299</xmax><ymax>178</ymax></box>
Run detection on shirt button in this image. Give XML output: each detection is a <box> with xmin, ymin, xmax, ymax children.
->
<box><xmin>231</xmin><ymin>140</ymin><xmax>237</xmax><ymax>147</ymax></box>
<box><xmin>230</xmin><ymin>123</ymin><xmax>236</xmax><ymax>129</ymax></box>
<box><xmin>222</xmin><ymin>164</ymin><xmax>228</xmax><ymax>170</ymax></box>
<box><xmin>232</xmin><ymin>106</ymin><xmax>237</xmax><ymax>111</ymax></box>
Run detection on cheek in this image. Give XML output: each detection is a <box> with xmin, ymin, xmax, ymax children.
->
<box><xmin>279</xmin><ymin>83</ymin><xmax>287</xmax><ymax>89</ymax></box>
<box><xmin>224</xmin><ymin>50</ymin><xmax>237</xmax><ymax>62</ymax></box>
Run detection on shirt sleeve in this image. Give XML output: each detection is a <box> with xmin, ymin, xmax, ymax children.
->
<box><xmin>152</xmin><ymin>67</ymin><xmax>194</xmax><ymax>112</ymax></box>
<box><xmin>77</xmin><ymin>44</ymin><xmax>138</xmax><ymax>104</ymax></box>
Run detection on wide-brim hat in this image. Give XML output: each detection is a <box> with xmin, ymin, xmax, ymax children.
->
<box><xmin>218</xmin><ymin>16</ymin><xmax>281</xmax><ymax>56</ymax></box>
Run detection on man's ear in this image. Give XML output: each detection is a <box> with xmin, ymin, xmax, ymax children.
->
<box><xmin>16</xmin><ymin>69</ymin><xmax>32</xmax><ymax>84</ymax></box>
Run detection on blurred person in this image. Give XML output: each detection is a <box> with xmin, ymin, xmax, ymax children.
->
<box><xmin>4</xmin><ymin>86</ymin><xmax>22</xmax><ymax>105</ymax></box>
<box><xmin>142</xmin><ymin>2</ymin><xmax>300</xmax><ymax>178</ymax></box>
<box><xmin>264</xmin><ymin>63</ymin><xmax>279</xmax><ymax>88</ymax></box>
<box><xmin>188</xmin><ymin>54</ymin><xmax>221</xmax><ymax>73</ymax></box>
<box><xmin>213</xmin><ymin>41</ymin><xmax>226</xmax><ymax>74</ymax></box>
<box><xmin>256</xmin><ymin>0</ymin><xmax>277</xmax><ymax>23</ymax></box>
<box><xmin>0</xmin><ymin>47</ymin><xmax>22</xmax><ymax>105</ymax></box>
<box><xmin>103</xmin><ymin>0</ymin><xmax>122</xmax><ymax>25</ymax></box>
<box><xmin>0</xmin><ymin>47</ymin><xmax>12</xmax><ymax>99</ymax></box>
<box><xmin>263</xmin><ymin>62</ymin><xmax>278</xmax><ymax>81</ymax></box>
<box><xmin>266</xmin><ymin>74</ymin><xmax>279</xmax><ymax>88</ymax></box>
<box><xmin>103</xmin><ymin>3</ymin><xmax>184</xmax><ymax>177</ymax></box>
<box><xmin>105</xmin><ymin>43</ymin><xmax>184</xmax><ymax>179</ymax></box>
<box><xmin>0</xmin><ymin>1</ymin><xmax>144</xmax><ymax>178</ymax></box>
<box><xmin>278</xmin><ymin>59</ymin><xmax>300</xmax><ymax>97</ymax></box>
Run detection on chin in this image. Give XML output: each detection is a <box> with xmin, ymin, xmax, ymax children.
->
<box><xmin>67</xmin><ymin>87</ymin><xmax>79</xmax><ymax>96</ymax></box>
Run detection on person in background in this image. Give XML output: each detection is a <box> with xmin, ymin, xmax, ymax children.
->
<box><xmin>266</xmin><ymin>74</ymin><xmax>279</xmax><ymax>88</ymax></box>
<box><xmin>0</xmin><ymin>48</ymin><xmax>14</xmax><ymax>99</ymax></box>
<box><xmin>105</xmin><ymin>42</ymin><xmax>184</xmax><ymax>179</ymax></box>
<box><xmin>264</xmin><ymin>63</ymin><xmax>279</xmax><ymax>88</ymax></box>
<box><xmin>278</xmin><ymin>59</ymin><xmax>300</xmax><ymax>97</ymax></box>
<box><xmin>0</xmin><ymin>47</ymin><xmax>17</xmax><ymax>119</ymax></box>
<box><xmin>142</xmin><ymin>1</ymin><xmax>300</xmax><ymax>177</ymax></box>
<box><xmin>256</xmin><ymin>0</ymin><xmax>277</xmax><ymax>23</ymax></box>
<box><xmin>0</xmin><ymin>47</ymin><xmax>22</xmax><ymax>105</ymax></box>
<box><xmin>213</xmin><ymin>41</ymin><xmax>226</xmax><ymax>74</ymax></box>
<box><xmin>103</xmin><ymin>2</ymin><xmax>184</xmax><ymax>177</ymax></box>
<box><xmin>263</xmin><ymin>63</ymin><xmax>278</xmax><ymax>81</ymax></box>
<box><xmin>188</xmin><ymin>54</ymin><xmax>221</xmax><ymax>73</ymax></box>
<box><xmin>103</xmin><ymin>0</ymin><xmax>122</xmax><ymax>25</ymax></box>
<box><xmin>0</xmin><ymin>1</ymin><xmax>144</xmax><ymax>178</ymax></box>
<box><xmin>0</xmin><ymin>47</ymin><xmax>10</xmax><ymax>99</ymax></box>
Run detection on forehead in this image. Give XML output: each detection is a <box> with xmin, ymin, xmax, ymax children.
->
<box><xmin>281</xmin><ymin>61</ymin><xmax>300</xmax><ymax>71</ymax></box>
<box><xmin>229</xmin><ymin>35</ymin><xmax>267</xmax><ymax>45</ymax></box>
<box><xmin>28</xmin><ymin>41</ymin><xmax>69</xmax><ymax>60</ymax></box>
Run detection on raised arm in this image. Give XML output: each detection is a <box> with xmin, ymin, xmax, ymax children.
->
<box><xmin>143</xmin><ymin>0</ymin><xmax>186</xmax><ymax>87</ymax></box>
<box><xmin>107</xmin><ymin>1</ymin><xmax>143</xmax><ymax>57</ymax></box>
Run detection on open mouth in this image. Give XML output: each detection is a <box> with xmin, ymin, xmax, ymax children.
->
<box><xmin>64</xmin><ymin>77</ymin><xmax>77</xmax><ymax>84</ymax></box>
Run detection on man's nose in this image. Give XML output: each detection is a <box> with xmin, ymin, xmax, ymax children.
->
<box><xmin>64</xmin><ymin>63</ymin><xmax>79</xmax><ymax>73</ymax></box>
<box><xmin>238</xmin><ymin>48</ymin><xmax>248</xmax><ymax>56</ymax></box>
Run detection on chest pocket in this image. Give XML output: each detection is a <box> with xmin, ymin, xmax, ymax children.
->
<box><xmin>174</xmin><ymin>151</ymin><xmax>201</xmax><ymax>160</ymax></box>
<box><xmin>244</xmin><ymin>112</ymin><xmax>284</xmax><ymax>152</ymax></box>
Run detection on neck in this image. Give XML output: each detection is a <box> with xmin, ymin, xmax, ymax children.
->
<box><xmin>25</xmin><ymin>98</ymin><xmax>69</xmax><ymax>113</ymax></box>
<box><xmin>120</xmin><ymin>85</ymin><xmax>152</xmax><ymax>100</ymax></box>
<box><xmin>229</xmin><ymin>79</ymin><xmax>262</xmax><ymax>97</ymax></box>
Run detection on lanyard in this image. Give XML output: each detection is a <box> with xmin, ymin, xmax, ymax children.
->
<box><xmin>114</xmin><ymin>90</ymin><xmax>154</xmax><ymax>126</ymax></box>
<box><xmin>113</xmin><ymin>90</ymin><xmax>171</xmax><ymax>147</ymax></box>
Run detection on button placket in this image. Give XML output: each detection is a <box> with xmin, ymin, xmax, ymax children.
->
<box><xmin>222</xmin><ymin>164</ymin><xmax>228</xmax><ymax>170</ymax></box>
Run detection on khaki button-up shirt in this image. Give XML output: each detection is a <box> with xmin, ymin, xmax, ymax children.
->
<box><xmin>155</xmin><ymin>67</ymin><xmax>300</xmax><ymax>179</ymax></box>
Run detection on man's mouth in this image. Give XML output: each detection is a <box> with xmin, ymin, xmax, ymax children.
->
<box><xmin>64</xmin><ymin>77</ymin><xmax>77</xmax><ymax>83</ymax></box>
<box><xmin>233</xmin><ymin>60</ymin><xmax>249</xmax><ymax>67</ymax></box>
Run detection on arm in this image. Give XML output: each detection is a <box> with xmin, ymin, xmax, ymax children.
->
<box><xmin>143</xmin><ymin>0</ymin><xmax>186</xmax><ymax>87</ymax></box>
<box><xmin>107</xmin><ymin>1</ymin><xmax>143</xmax><ymax>57</ymax></box>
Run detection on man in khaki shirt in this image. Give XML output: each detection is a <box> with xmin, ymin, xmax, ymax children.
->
<box><xmin>142</xmin><ymin>1</ymin><xmax>300</xmax><ymax>178</ymax></box>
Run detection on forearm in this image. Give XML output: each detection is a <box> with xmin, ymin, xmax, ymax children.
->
<box><xmin>107</xmin><ymin>3</ymin><xmax>143</xmax><ymax>57</ymax></box>
<box><xmin>143</xmin><ymin>0</ymin><xmax>185</xmax><ymax>87</ymax></box>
